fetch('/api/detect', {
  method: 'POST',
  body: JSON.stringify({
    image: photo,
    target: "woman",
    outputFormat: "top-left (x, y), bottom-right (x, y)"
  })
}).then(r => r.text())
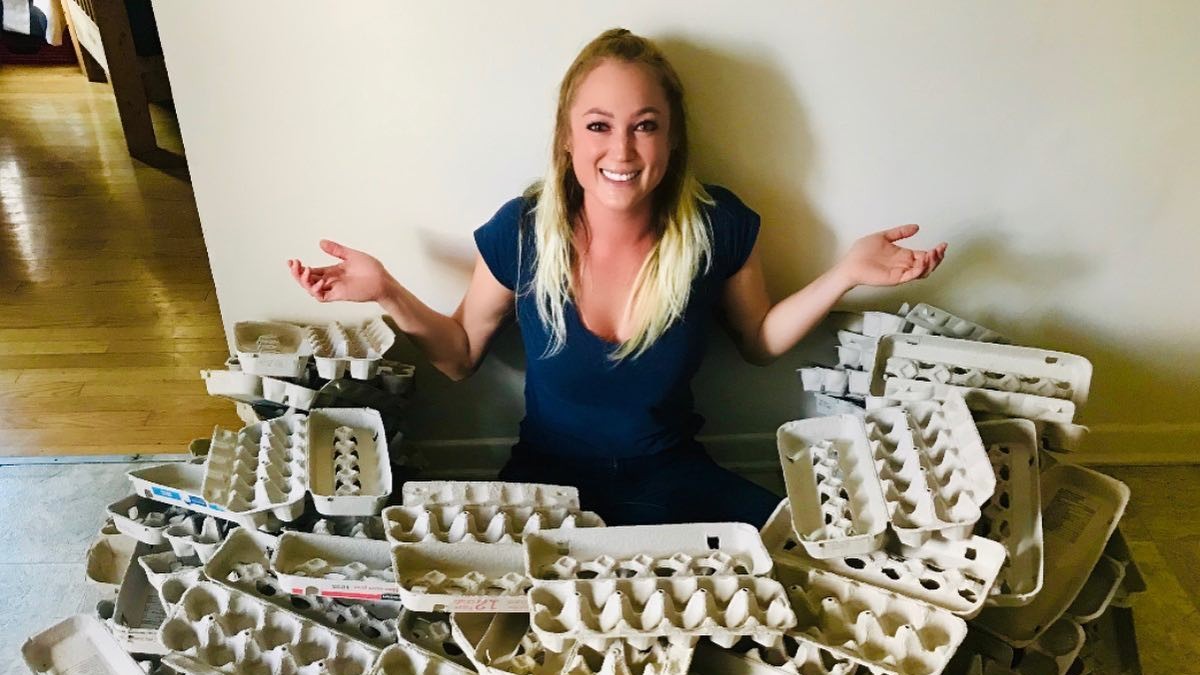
top-left (288, 28), bottom-right (946, 527)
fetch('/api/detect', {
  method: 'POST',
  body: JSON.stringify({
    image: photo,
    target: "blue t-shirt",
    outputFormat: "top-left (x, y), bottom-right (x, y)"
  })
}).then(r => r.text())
top-left (473, 185), bottom-right (760, 459)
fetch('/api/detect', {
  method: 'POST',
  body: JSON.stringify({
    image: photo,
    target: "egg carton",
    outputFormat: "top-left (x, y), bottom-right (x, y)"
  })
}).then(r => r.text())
top-left (973, 463), bottom-right (1129, 647)
top-left (1101, 528), bottom-right (1146, 607)
top-left (1063, 554), bottom-right (1125, 624)
top-left (129, 460), bottom-right (285, 530)
top-left (164, 513), bottom-right (233, 563)
top-left (810, 393), bottom-right (868, 418)
top-left (973, 420), bottom-right (1044, 607)
top-left (799, 368), bottom-right (870, 398)
top-left (304, 318), bottom-right (396, 380)
top-left (272, 531), bottom-right (399, 601)
top-left (1076, 606), bottom-right (1141, 675)
top-left (899, 304), bottom-right (1008, 344)
top-left (776, 561), bottom-right (967, 675)
top-left (450, 612), bottom-right (568, 674)
top-left (825, 310), bottom-right (909, 338)
top-left (525, 523), bottom-right (772, 584)
top-left (107, 494), bottom-right (195, 545)
top-left (22, 614), bottom-right (147, 675)
top-left (384, 503), bottom-right (605, 544)
top-left (111, 544), bottom-right (171, 655)
top-left (308, 407), bottom-right (392, 515)
top-left (1031, 420), bottom-right (1090, 455)
top-left (235, 320), bottom-right (313, 377)
top-left (562, 639), bottom-right (694, 675)
top-left (403, 480), bottom-right (582, 510)
top-left (1018, 618), bottom-right (1086, 675)
top-left (691, 636), bottom-right (858, 675)
top-left (762, 501), bottom-right (1005, 619)
top-left (139, 549), bottom-right (207, 611)
top-left (884, 358), bottom-right (1074, 404)
top-left (292, 515), bottom-right (388, 541)
top-left (371, 642), bottom-right (477, 675)
top-left (398, 610), bottom-right (478, 670)
top-left (203, 414), bottom-right (309, 523)
top-left (776, 416), bottom-right (890, 559)
top-left (86, 532), bottom-right (141, 594)
top-left (528, 575), bottom-right (797, 653)
top-left (392, 540), bottom-right (531, 612)
top-left (882, 379), bottom-right (1076, 425)
top-left (159, 581), bottom-right (380, 674)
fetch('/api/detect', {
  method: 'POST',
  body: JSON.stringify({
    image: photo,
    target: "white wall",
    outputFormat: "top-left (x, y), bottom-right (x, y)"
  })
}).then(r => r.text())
top-left (153, 1), bottom-right (1200, 468)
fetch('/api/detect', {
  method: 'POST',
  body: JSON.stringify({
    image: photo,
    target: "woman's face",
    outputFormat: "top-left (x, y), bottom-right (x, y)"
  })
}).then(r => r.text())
top-left (567, 59), bottom-right (672, 220)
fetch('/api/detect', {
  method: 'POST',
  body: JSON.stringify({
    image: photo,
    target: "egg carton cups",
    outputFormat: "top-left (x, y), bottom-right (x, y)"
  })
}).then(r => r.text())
top-left (1018, 618), bottom-right (1086, 675)
top-left (776, 416), bottom-right (890, 559)
top-left (107, 494), bottom-right (194, 545)
top-left (799, 368), bottom-right (870, 398)
top-left (272, 531), bottom-right (399, 601)
top-left (450, 612), bottom-right (570, 675)
top-left (308, 407), bottom-right (392, 515)
top-left (562, 639), bottom-right (694, 675)
top-left (164, 513), bottom-right (233, 563)
top-left (899, 304), bottom-right (1008, 344)
top-left (528, 575), bottom-right (797, 654)
top-left (203, 415), bottom-right (308, 524)
top-left (129, 460), bottom-right (283, 530)
top-left (201, 365), bottom-right (268, 407)
top-left (111, 544), bottom-right (171, 655)
top-left (384, 503), bottom-right (606, 545)
top-left (825, 311), bottom-right (909, 338)
top-left (159, 581), bottom-right (380, 674)
top-left (392, 540), bottom-right (531, 612)
top-left (398, 610), bottom-right (478, 670)
top-left (299, 515), bottom-right (388, 541)
top-left (86, 532), bottom-right (141, 594)
top-left (882, 379), bottom-right (1076, 425)
top-left (235, 320), bottom-right (313, 378)
top-left (525, 523), bottom-right (772, 583)
top-left (973, 420), bottom-right (1044, 607)
top-left (403, 480), bottom-right (582, 510)
top-left (692, 636), bottom-right (858, 675)
top-left (973, 463), bottom-right (1129, 647)
top-left (139, 549), bottom-right (207, 611)
top-left (304, 318), bottom-right (396, 380)
top-left (762, 501), bottom-right (1005, 619)
top-left (371, 642), bottom-right (477, 675)
top-left (776, 562), bottom-right (967, 675)
top-left (22, 614), bottom-right (147, 675)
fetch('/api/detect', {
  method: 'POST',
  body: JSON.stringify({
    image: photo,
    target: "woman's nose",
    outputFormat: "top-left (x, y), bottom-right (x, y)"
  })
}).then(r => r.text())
top-left (611, 130), bottom-right (637, 159)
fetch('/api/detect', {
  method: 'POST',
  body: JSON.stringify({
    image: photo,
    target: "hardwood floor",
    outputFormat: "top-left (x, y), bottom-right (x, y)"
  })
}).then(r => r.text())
top-left (0, 64), bottom-right (237, 457)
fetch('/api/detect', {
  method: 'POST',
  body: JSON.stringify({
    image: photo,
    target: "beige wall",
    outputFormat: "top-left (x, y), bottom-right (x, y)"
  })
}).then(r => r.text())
top-left (153, 1), bottom-right (1200, 468)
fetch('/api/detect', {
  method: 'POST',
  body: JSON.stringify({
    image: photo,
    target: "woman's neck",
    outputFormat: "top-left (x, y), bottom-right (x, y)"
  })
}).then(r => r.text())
top-left (578, 193), bottom-right (655, 255)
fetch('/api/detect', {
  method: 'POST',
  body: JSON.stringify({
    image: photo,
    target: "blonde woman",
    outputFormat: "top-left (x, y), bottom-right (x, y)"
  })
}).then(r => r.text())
top-left (288, 28), bottom-right (945, 526)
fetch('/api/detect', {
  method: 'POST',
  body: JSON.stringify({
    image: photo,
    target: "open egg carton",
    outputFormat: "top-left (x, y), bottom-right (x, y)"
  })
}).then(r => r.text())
top-left (392, 540), bottom-right (531, 612)
top-left (23, 615), bottom-right (149, 675)
top-left (372, 641), bottom-right (478, 675)
top-left (284, 514), bottom-right (388, 541)
top-left (128, 458), bottom-right (294, 531)
top-left (308, 407), bottom-right (392, 516)
top-left (691, 636), bottom-right (859, 675)
top-left (383, 503), bottom-right (606, 544)
top-left (398, 610), bottom-right (478, 670)
top-left (403, 480), bottom-right (582, 510)
top-left (271, 531), bottom-right (398, 601)
top-left (235, 321), bottom-right (313, 378)
top-left (799, 367), bottom-right (870, 399)
top-left (898, 304), bottom-right (1008, 345)
top-left (140, 548), bottom-right (208, 612)
top-left (107, 495), bottom-right (195, 545)
top-left (164, 512), bottom-right (235, 563)
top-left (204, 354), bottom-right (417, 413)
top-left (947, 617), bottom-right (1086, 675)
top-left (86, 531), bottom-right (141, 596)
top-left (304, 317), bottom-right (396, 380)
top-left (202, 415), bottom-right (309, 526)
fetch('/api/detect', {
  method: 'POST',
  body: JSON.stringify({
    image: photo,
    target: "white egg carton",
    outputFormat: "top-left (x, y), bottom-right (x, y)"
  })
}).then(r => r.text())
top-left (1063, 554), bottom-right (1126, 624)
top-left (561, 639), bottom-right (694, 675)
top-left (272, 531), bottom-right (399, 601)
top-left (159, 581), bottom-right (380, 674)
top-left (824, 310), bottom-right (907, 338)
top-left (305, 318), bottom-right (396, 380)
top-left (371, 641), bottom-right (477, 675)
top-left (22, 614), bottom-right (146, 675)
top-left (308, 407), bottom-right (392, 515)
top-left (86, 532), bottom-right (141, 594)
top-left (524, 523), bottom-right (773, 582)
top-left (776, 416), bottom-right (890, 559)
top-left (128, 460), bottom-right (280, 529)
top-left (974, 420), bottom-right (1044, 607)
top-left (106, 495), bottom-right (194, 545)
top-left (203, 415), bottom-right (309, 525)
top-left (398, 610), bottom-right (478, 670)
top-left (973, 463), bottom-right (1129, 647)
top-left (799, 368), bottom-right (869, 398)
top-left (111, 545), bottom-right (170, 655)
top-left (384, 503), bottom-right (605, 544)
top-left (761, 501), bottom-right (1005, 619)
top-left (139, 549), bottom-right (206, 611)
top-left (882, 378), bottom-right (1076, 425)
top-left (164, 513), bottom-right (232, 563)
top-left (403, 480), bottom-right (582, 510)
top-left (527, 575), bottom-right (797, 653)
top-left (776, 561), bottom-right (967, 675)
top-left (1032, 420), bottom-right (1090, 455)
top-left (392, 540), bottom-right (531, 612)
top-left (1019, 617), bottom-right (1086, 675)
top-left (691, 636), bottom-right (858, 675)
top-left (235, 320), bottom-right (312, 377)
top-left (900, 304), bottom-right (1008, 344)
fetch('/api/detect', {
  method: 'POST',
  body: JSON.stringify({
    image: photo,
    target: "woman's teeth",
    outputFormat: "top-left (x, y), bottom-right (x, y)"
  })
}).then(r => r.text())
top-left (601, 169), bottom-right (640, 182)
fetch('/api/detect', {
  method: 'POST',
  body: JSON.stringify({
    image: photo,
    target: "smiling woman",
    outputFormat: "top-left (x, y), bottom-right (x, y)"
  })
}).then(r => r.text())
top-left (288, 27), bottom-right (945, 527)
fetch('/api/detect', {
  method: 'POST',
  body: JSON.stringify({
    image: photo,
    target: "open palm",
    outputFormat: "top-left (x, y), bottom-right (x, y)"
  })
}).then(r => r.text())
top-left (837, 224), bottom-right (947, 287)
top-left (287, 240), bottom-right (395, 303)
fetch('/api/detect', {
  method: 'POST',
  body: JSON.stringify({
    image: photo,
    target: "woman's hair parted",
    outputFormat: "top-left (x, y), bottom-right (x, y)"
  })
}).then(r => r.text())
top-left (521, 27), bottom-right (714, 362)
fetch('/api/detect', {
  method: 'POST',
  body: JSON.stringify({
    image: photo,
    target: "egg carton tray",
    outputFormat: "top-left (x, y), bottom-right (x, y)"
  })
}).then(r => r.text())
top-left (139, 549), bottom-right (207, 611)
top-left (384, 504), bottom-right (605, 545)
top-left (776, 561), bottom-right (967, 675)
top-left (1077, 605), bottom-right (1141, 675)
top-left (799, 367), bottom-right (869, 398)
top-left (525, 523), bottom-right (771, 583)
top-left (973, 420), bottom-right (1044, 607)
top-left (776, 416), bottom-right (890, 559)
top-left (308, 407), bottom-right (392, 515)
top-left (450, 612), bottom-right (566, 675)
top-left (810, 393), bottom-right (868, 419)
top-left (762, 501), bottom-right (1005, 619)
top-left (881, 379), bottom-right (1076, 425)
top-left (691, 636), bottom-right (858, 675)
top-left (22, 614), bottom-right (147, 675)
top-left (288, 514), bottom-right (388, 541)
top-left (164, 512), bottom-right (234, 563)
top-left (272, 531), bottom-right (399, 601)
top-left (392, 540), bottom-right (531, 612)
top-left (1063, 554), bottom-right (1125, 624)
top-left (235, 320), bottom-right (313, 378)
top-left (205, 528), bottom-right (400, 649)
top-left (304, 317), bottom-right (396, 380)
top-left (1031, 420), bottom-right (1090, 455)
top-left (129, 460), bottom-right (285, 530)
top-left (899, 304), bottom-right (1008, 344)
top-left (371, 642), bottom-right (477, 675)
top-left (528, 575), bottom-right (797, 654)
top-left (403, 480), bottom-right (582, 510)
top-left (159, 581), bottom-right (380, 674)
top-left (107, 494), bottom-right (195, 545)
top-left (112, 544), bottom-right (171, 655)
top-left (398, 610), bottom-right (478, 670)
top-left (202, 418), bottom-right (308, 523)
top-left (973, 462), bottom-right (1129, 647)
top-left (86, 532), bottom-right (142, 594)
top-left (202, 365), bottom-right (321, 411)
top-left (835, 330), bottom-right (878, 372)
top-left (825, 311), bottom-right (909, 338)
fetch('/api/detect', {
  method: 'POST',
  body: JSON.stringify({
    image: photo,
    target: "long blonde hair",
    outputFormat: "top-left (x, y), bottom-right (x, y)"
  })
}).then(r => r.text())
top-left (523, 28), bottom-right (713, 362)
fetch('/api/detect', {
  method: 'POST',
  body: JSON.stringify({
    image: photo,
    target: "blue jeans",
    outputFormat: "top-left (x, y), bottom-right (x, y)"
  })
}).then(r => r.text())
top-left (498, 441), bottom-right (781, 528)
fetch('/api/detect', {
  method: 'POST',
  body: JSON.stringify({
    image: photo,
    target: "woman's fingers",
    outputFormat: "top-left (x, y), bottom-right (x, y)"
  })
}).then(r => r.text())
top-left (883, 224), bottom-right (920, 243)
top-left (320, 239), bottom-right (356, 261)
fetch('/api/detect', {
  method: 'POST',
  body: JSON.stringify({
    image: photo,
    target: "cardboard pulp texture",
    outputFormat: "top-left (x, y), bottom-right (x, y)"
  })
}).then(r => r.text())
top-left (111, 544), bottom-right (170, 655)
top-left (558, 638), bottom-right (694, 675)
top-left (163, 512), bottom-right (232, 563)
top-left (308, 407), bottom-right (392, 515)
top-left (973, 463), bottom-right (1130, 647)
top-left (86, 532), bottom-right (141, 593)
top-left (776, 416), bottom-right (890, 559)
top-left (305, 318), bottom-right (396, 380)
top-left (139, 549), bottom-right (206, 611)
top-left (691, 636), bottom-right (858, 675)
top-left (272, 531), bottom-right (399, 601)
top-left (761, 501), bottom-right (1005, 619)
top-left (392, 540), bottom-right (531, 613)
top-left (527, 575), bottom-right (797, 653)
top-left (799, 368), bottom-right (850, 397)
top-left (811, 393), bottom-right (868, 419)
top-left (900, 304), bottom-right (1008, 344)
top-left (128, 460), bottom-right (281, 530)
top-left (107, 494), bottom-right (193, 545)
top-left (1063, 554), bottom-right (1126, 624)
top-left (974, 420), bottom-right (1044, 607)
top-left (204, 415), bottom-right (309, 525)
top-left (1078, 606), bottom-right (1141, 675)
top-left (384, 504), bottom-right (606, 544)
top-left (234, 320), bottom-right (311, 377)
top-left (22, 614), bottom-right (146, 675)
top-left (883, 379), bottom-right (1076, 425)
top-left (371, 642), bottom-right (477, 675)
top-left (775, 562), bottom-right (967, 675)
top-left (451, 612), bottom-right (563, 675)
top-left (287, 514), bottom-right (388, 540)
top-left (397, 609), bottom-right (478, 670)
top-left (159, 581), bottom-right (379, 674)
top-left (403, 480), bottom-right (582, 510)
top-left (524, 523), bottom-right (773, 582)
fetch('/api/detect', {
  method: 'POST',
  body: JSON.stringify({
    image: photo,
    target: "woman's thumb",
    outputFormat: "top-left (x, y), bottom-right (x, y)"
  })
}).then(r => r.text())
top-left (319, 239), bottom-right (352, 260)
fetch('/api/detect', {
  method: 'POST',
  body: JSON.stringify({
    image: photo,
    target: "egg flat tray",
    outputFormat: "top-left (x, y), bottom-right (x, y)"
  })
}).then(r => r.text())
top-left (308, 407), bottom-right (392, 515)
top-left (272, 531), bottom-right (399, 601)
top-left (392, 540), bottom-right (531, 613)
top-left (383, 503), bottom-right (605, 545)
top-left (201, 416), bottom-right (308, 524)
top-left (402, 480), bottom-right (582, 510)
top-left (974, 420), bottom-right (1044, 607)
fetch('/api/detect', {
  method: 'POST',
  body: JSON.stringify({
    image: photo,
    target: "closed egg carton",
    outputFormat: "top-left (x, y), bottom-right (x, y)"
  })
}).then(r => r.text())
top-left (974, 420), bottom-right (1044, 607)
top-left (403, 480), bottom-right (582, 510)
top-left (305, 317), bottom-right (396, 380)
top-left (384, 503), bottom-right (605, 545)
top-left (528, 575), bottom-right (797, 654)
top-left (524, 523), bottom-right (772, 583)
top-left (399, 610), bottom-right (477, 670)
top-left (776, 416), bottom-right (890, 559)
top-left (371, 641), bottom-right (477, 675)
top-left (882, 379), bottom-right (1076, 425)
top-left (392, 540), bottom-right (531, 613)
top-left (900, 304), bottom-right (1008, 344)
top-left (107, 495), bottom-right (194, 545)
top-left (691, 636), bottom-right (858, 675)
top-left (159, 581), bottom-right (379, 674)
top-left (799, 367), bottom-right (850, 397)
top-left (272, 531), bottom-right (399, 601)
top-left (202, 415), bottom-right (308, 523)
top-left (308, 408), bottom-right (392, 516)
top-left (234, 320), bottom-right (312, 378)
top-left (138, 549), bottom-right (206, 611)
top-left (22, 615), bottom-right (146, 675)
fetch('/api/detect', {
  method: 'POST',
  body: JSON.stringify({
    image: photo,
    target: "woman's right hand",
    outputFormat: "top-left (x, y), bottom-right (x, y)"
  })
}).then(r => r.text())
top-left (287, 239), bottom-right (396, 304)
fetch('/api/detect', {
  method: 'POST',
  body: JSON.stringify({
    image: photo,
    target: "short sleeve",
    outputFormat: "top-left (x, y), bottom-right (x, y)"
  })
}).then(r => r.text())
top-left (706, 185), bottom-right (761, 279)
top-left (473, 196), bottom-right (528, 291)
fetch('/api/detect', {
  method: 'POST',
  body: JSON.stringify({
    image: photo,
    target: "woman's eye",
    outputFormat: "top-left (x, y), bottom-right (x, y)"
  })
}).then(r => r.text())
top-left (636, 120), bottom-right (659, 132)
top-left (586, 122), bottom-right (608, 132)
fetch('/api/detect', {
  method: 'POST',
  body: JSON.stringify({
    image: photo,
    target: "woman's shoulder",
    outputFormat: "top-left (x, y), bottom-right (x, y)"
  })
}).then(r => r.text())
top-left (701, 184), bottom-right (757, 223)
top-left (699, 184), bottom-right (761, 279)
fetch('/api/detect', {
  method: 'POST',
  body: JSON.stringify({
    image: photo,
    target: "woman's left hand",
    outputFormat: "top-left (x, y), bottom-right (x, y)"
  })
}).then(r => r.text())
top-left (834, 224), bottom-right (947, 288)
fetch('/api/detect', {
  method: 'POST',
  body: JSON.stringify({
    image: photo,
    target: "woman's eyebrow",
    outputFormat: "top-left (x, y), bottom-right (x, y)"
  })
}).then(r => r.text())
top-left (583, 106), bottom-right (661, 117)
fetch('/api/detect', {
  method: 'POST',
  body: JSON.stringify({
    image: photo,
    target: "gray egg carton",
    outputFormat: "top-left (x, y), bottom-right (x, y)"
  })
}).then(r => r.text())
top-left (139, 549), bottom-right (206, 611)
top-left (392, 540), bottom-right (531, 612)
top-left (202, 415), bottom-right (309, 525)
top-left (234, 320), bottom-right (312, 378)
top-left (383, 503), bottom-right (605, 544)
top-left (159, 581), bottom-right (379, 674)
top-left (371, 642), bottom-right (477, 675)
top-left (111, 545), bottom-right (170, 655)
top-left (107, 495), bottom-right (194, 545)
top-left (397, 610), bottom-right (477, 670)
top-left (450, 612), bottom-right (569, 674)
top-left (22, 615), bottom-right (147, 675)
top-left (164, 512), bottom-right (233, 563)
top-left (308, 408), bottom-right (392, 515)
top-left (86, 532), bottom-right (140, 594)
top-left (128, 460), bottom-right (283, 530)
top-left (974, 420), bottom-right (1044, 607)
top-left (776, 416), bottom-right (890, 559)
top-left (282, 515), bottom-right (387, 540)
top-left (403, 480), bottom-right (582, 510)
top-left (272, 531), bottom-right (398, 601)
top-left (692, 636), bottom-right (858, 675)
top-left (1063, 554), bottom-right (1125, 624)
top-left (776, 562), bottom-right (968, 675)
top-left (304, 318), bottom-right (396, 380)
top-left (899, 304), bottom-right (1008, 344)
top-left (527, 575), bottom-right (798, 654)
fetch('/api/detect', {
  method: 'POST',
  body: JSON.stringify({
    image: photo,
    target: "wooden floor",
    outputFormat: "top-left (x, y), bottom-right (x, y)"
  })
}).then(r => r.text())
top-left (0, 64), bottom-right (237, 457)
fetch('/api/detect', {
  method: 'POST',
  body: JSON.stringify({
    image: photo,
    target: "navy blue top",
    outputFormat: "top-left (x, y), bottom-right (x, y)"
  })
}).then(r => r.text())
top-left (473, 185), bottom-right (760, 459)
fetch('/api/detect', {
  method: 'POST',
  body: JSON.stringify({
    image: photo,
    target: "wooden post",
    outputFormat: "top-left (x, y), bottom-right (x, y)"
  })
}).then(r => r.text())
top-left (90, 0), bottom-right (157, 160)
top-left (58, 0), bottom-right (106, 82)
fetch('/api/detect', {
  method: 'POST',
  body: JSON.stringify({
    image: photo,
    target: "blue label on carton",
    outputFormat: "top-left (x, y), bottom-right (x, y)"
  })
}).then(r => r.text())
top-left (151, 486), bottom-right (181, 501)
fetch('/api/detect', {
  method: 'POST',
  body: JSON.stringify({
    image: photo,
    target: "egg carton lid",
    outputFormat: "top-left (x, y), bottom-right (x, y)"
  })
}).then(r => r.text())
top-left (392, 540), bottom-right (530, 613)
top-left (974, 420), bottom-right (1044, 608)
top-left (271, 531), bottom-right (399, 601)
top-left (883, 378), bottom-right (1077, 425)
top-left (307, 407), bottom-right (393, 516)
top-left (900, 303), bottom-right (1009, 344)
top-left (22, 614), bottom-right (146, 675)
top-left (371, 641), bottom-right (477, 675)
top-left (383, 503), bottom-right (606, 545)
top-left (403, 480), bottom-right (581, 510)
top-left (111, 543), bottom-right (170, 655)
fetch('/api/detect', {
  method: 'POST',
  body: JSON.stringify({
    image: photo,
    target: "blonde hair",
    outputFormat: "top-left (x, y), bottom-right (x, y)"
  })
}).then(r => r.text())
top-left (523, 28), bottom-right (713, 362)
